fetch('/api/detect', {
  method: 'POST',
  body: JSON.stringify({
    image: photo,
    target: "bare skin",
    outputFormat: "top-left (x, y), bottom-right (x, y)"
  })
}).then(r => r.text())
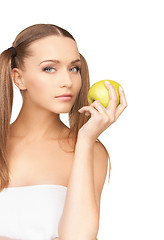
top-left (0, 36), bottom-right (127, 240)
top-left (1, 36), bottom-right (82, 239)
top-left (7, 124), bottom-right (75, 188)
top-left (6, 35), bottom-right (82, 188)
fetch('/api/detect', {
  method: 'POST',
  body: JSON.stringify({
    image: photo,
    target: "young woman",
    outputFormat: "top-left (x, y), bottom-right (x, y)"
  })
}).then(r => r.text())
top-left (0, 24), bottom-right (127, 240)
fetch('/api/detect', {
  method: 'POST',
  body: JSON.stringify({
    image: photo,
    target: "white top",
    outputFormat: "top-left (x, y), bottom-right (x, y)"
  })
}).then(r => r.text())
top-left (0, 184), bottom-right (67, 240)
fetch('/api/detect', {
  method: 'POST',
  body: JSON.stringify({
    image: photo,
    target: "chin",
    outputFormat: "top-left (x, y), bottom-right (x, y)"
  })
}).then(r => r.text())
top-left (52, 106), bottom-right (73, 114)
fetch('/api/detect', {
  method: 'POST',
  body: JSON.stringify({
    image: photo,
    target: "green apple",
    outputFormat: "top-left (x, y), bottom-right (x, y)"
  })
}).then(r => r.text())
top-left (88, 80), bottom-right (123, 108)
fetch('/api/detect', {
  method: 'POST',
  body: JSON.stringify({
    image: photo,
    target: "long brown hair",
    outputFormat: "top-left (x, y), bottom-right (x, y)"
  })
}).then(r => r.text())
top-left (0, 23), bottom-right (111, 192)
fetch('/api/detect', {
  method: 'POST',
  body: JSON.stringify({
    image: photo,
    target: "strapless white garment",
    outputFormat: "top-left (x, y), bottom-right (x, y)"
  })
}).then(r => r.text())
top-left (0, 184), bottom-right (67, 240)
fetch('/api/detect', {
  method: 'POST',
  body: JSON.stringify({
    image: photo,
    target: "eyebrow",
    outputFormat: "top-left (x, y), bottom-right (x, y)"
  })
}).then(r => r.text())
top-left (40, 59), bottom-right (81, 65)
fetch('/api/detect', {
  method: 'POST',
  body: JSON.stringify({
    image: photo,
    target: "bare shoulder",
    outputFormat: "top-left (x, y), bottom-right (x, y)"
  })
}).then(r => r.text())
top-left (93, 141), bottom-right (109, 181)
top-left (93, 141), bottom-right (109, 193)
top-left (94, 140), bottom-right (108, 153)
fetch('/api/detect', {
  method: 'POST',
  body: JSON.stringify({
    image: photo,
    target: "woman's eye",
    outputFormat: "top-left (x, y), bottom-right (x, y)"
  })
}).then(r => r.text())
top-left (42, 66), bottom-right (81, 73)
top-left (70, 66), bottom-right (81, 72)
top-left (43, 67), bottom-right (55, 73)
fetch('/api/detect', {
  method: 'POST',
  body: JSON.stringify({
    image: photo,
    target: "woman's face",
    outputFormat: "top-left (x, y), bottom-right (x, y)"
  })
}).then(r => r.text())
top-left (17, 35), bottom-right (82, 114)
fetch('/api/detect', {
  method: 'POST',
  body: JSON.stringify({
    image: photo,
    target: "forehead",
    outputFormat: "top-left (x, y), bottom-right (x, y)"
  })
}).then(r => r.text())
top-left (27, 35), bottom-right (80, 62)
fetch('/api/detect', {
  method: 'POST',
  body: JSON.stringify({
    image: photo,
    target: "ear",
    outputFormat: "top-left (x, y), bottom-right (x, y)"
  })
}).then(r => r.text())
top-left (11, 68), bottom-right (27, 90)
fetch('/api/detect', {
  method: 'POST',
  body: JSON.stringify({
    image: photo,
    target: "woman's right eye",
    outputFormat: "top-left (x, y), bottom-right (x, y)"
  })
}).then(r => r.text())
top-left (43, 67), bottom-right (55, 73)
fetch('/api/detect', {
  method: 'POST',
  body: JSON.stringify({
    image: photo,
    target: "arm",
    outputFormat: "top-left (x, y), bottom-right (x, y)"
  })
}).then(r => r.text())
top-left (58, 82), bottom-right (127, 240)
top-left (1, 85), bottom-right (126, 240)
top-left (58, 134), bottom-right (99, 240)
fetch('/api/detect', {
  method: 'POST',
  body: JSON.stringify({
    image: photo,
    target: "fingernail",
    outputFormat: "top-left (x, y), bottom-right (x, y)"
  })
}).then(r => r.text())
top-left (105, 81), bottom-right (110, 85)
top-left (119, 86), bottom-right (123, 91)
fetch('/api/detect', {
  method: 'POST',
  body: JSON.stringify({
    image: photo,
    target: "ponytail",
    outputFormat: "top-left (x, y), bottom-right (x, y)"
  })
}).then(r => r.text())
top-left (0, 48), bottom-right (14, 191)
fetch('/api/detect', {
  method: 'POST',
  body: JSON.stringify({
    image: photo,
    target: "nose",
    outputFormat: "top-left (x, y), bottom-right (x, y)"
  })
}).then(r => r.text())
top-left (60, 68), bottom-right (72, 88)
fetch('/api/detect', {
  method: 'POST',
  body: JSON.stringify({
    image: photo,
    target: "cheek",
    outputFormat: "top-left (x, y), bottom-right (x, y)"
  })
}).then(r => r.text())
top-left (24, 73), bottom-right (50, 101)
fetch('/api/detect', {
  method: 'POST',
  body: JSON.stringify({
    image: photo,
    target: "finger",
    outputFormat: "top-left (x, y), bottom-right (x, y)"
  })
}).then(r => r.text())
top-left (104, 81), bottom-right (118, 112)
top-left (119, 86), bottom-right (127, 106)
top-left (90, 100), bottom-right (107, 114)
top-left (78, 106), bottom-right (98, 117)
top-left (115, 87), bottom-right (128, 120)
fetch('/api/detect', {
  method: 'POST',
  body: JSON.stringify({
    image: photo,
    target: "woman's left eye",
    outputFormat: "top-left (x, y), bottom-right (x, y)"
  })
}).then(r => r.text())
top-left (70, 66), bottom-right (81, 72)
top-left (43, 67), bottom-right (55, 73)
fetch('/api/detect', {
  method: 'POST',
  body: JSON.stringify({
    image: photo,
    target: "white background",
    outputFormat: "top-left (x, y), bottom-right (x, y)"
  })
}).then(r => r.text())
top-left (0, 0), bottom-right (164, 239)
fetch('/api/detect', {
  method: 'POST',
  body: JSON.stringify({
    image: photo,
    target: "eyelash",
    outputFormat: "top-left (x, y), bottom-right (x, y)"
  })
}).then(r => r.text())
top-left (42, 66), bottom-right (81, 73)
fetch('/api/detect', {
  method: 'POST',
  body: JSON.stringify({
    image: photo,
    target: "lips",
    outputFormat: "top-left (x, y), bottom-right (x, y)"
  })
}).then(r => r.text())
top-left (55, 94), bottom-right (72, 98)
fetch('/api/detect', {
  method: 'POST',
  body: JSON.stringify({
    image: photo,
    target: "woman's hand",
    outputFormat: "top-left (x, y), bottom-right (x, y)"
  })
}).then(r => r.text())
top-left (78, 81), bottom-right (127, 143)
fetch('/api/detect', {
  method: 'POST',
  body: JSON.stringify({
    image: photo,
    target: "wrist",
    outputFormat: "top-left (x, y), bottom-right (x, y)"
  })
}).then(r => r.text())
top-left (77, 130), bottom-right (96, 147)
